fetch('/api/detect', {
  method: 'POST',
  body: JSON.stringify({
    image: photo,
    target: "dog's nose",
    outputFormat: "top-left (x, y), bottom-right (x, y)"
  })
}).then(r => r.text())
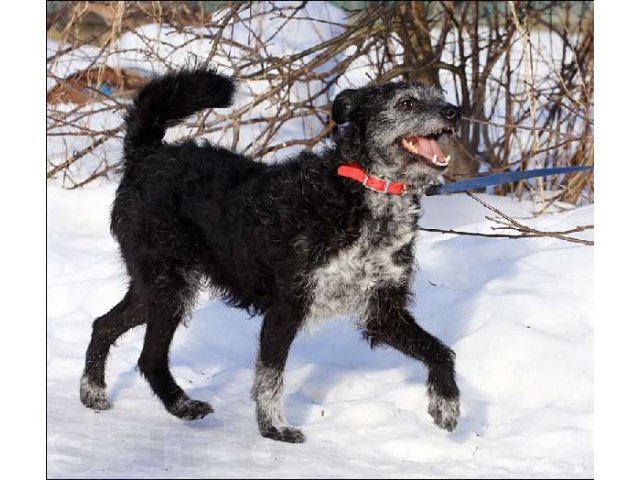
top-left (442, 105), bottom-right (461, 121)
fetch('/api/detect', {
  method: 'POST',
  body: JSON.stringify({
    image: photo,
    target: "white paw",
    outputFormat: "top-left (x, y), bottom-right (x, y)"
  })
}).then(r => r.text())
top-left (79, 375), bottom-right (111, 411)
top-left (427, 383), bottom-right (460, 432)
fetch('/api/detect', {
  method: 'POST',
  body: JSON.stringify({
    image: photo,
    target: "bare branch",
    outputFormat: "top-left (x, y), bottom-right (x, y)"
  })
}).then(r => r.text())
top-left (46, 1), bottom-right (594, 203)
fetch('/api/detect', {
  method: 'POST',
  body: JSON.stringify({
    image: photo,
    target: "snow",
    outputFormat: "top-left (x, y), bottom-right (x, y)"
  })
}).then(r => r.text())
top-left (47, 185), bottom-right (593, 478)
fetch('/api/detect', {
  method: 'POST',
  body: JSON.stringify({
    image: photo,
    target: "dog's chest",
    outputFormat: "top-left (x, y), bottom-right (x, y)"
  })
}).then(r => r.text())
top-left (304, 197), bottom-right (419, 327)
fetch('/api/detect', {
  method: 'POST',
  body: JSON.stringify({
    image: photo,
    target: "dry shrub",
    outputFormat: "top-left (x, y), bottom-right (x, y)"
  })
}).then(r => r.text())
top-left (46, 1), bottom-right (593, 205)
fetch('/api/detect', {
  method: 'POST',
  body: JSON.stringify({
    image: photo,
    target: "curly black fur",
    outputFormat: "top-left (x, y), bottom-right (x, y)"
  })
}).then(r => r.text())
top-left (80, 67), bottom-right (462, 442)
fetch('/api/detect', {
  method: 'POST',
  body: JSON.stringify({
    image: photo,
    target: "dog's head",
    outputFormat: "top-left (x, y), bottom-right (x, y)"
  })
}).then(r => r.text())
top-left (332, 82), bottom-right (461, 186)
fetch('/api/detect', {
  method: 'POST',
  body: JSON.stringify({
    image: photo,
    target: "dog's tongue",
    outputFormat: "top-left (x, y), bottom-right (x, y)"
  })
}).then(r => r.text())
top-left (415, 137), bottom-right (446, 161)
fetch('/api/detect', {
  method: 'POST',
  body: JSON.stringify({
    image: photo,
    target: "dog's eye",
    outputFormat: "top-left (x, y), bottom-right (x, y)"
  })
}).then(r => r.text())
top-left (397, 98), bottom-right (414, 110)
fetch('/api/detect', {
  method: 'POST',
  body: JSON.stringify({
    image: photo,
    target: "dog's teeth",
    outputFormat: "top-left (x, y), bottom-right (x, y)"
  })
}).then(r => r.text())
top-left (433, 155), bottom-right (438, 163)
top-left (402, 138), bottom-right (421, 155)
top-left (445, 155), bottom-right (451, 163)
top-left (405, 141), bottom-right (417, 153)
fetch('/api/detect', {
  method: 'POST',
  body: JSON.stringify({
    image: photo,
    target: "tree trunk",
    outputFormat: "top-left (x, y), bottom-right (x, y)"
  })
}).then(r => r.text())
top-left (394, 2), bottom-right (441, 88)
top-left (393, 2), bottom-right (477, 179)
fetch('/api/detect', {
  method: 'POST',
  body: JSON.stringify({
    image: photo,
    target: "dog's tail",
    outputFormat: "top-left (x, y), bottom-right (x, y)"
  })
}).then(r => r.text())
top-left (123, 67), bottom-right (235, 163)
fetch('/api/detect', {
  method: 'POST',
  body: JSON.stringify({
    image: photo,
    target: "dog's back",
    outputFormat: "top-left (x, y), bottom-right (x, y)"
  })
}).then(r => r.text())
top-left (112, 68), bottom-right (368, 315)
top-left (113, 69), bottom-right (264, 307)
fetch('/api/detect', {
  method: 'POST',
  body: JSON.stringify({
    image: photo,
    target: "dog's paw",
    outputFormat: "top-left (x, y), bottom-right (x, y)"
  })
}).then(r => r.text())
top-left (80, 375), bottom-right (111, 411)
top-left (168, 397), bottom-right (214, 420)
top-left (260, 425), bottom-right (306, 443)
top-left (427, 383), bottom-right (460, 432)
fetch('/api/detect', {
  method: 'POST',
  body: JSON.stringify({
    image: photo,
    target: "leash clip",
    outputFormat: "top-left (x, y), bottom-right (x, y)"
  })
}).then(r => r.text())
top-left (404, 182), bottom-right (441, 197)
top-left (403, 183), bottom-right (424, 196)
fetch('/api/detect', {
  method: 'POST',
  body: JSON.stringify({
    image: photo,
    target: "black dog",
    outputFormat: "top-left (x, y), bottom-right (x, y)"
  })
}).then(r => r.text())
top-left (80, 68), bottom-right (462, 443)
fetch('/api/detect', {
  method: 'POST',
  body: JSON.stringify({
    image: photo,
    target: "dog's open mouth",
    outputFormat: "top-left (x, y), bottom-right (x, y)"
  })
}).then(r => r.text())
top-left (399, 129), bottom-right (455, 169)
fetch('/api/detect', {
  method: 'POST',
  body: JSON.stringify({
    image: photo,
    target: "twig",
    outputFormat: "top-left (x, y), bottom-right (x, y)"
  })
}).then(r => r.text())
top-left (418, 225), bottom-right (593, 244)
top-left (462, 191), bottom-right (593, 245)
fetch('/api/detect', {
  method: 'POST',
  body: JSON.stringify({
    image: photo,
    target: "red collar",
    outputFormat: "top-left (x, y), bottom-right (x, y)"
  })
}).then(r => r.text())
top-left (337, 164), bottom-right (408, 196)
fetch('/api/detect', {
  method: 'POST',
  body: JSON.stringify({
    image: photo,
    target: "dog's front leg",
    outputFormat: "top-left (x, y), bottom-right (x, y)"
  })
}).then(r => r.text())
top-left (363, 287), bottom-right (460, 432)
top-left (252, 303), bottom-right (305, 443)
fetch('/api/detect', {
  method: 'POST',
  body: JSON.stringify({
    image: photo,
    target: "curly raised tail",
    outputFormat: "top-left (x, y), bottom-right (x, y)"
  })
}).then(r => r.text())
top-left (123, 67), bottom-right (235, 165)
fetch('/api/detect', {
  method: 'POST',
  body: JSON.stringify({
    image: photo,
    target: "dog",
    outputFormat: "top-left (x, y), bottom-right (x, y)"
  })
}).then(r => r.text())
top-left (80, 67), bottom-right (462, 443)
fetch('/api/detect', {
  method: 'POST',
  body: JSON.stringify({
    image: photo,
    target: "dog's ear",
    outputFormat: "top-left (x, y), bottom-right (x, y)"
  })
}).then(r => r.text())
top-left (332, 89), bottom-right (360, 125)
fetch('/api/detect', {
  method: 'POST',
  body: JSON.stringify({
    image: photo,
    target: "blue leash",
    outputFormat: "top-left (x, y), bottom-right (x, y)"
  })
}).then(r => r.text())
top-left (428, 165), bottom-right (593, 195)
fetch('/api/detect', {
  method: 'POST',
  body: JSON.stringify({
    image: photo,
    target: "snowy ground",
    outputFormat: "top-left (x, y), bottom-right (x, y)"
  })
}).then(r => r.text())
top-left (47, 185), bottom-right (593, 478)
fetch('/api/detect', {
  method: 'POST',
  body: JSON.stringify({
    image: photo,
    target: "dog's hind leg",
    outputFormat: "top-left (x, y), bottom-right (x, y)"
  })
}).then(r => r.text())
top-left (363, 286), bottom-right (460, 432)
top-left (135, 271), bottom-right (213, 421)
top-left (252, 303), bottom-right (304, 443)
top-left (80, 285), bottom-right (145, 410)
